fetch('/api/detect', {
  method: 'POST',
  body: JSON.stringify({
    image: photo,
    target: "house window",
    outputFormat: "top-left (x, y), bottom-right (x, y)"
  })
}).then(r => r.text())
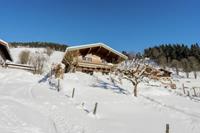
top-left (102, 59), bottom-right (107, 64)
top-left (83, 57), bottom-right (92, 62)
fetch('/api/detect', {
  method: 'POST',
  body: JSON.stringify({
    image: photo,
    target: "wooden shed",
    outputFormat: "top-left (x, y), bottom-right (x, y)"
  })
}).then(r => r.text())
top-left (158, 68), bottom-right (172, 77)
top-left (0, 39), bottom-right (12, 65)
top-left (62, 43), bottom-right (128, 74)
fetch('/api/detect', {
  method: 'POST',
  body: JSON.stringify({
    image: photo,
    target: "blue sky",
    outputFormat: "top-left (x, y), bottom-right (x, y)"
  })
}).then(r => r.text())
top-left (0, 0), bottom-right (200, 52)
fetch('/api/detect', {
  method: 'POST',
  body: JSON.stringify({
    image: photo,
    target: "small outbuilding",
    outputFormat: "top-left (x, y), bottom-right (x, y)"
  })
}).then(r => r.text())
top-left (158, 68), bottom-right (172, 77)
top-left (62, 43), bottom-right (128, 74)
top-left (0, 39), bottom-right (12, 65)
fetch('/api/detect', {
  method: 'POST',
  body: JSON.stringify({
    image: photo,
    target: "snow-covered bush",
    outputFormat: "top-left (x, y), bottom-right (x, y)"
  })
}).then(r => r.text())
top-left (29, 51), bottom-right (48, 74)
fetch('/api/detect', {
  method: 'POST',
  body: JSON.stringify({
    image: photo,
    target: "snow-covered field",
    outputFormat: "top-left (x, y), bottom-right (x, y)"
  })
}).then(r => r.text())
top-left (0, 48), bottom-right (200, 133)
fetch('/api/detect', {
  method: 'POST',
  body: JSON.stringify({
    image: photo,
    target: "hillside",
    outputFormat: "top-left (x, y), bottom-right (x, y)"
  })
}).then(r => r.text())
top-left (0, 48), bottom-right (200, 133)
top-left (0, 68), bottom-right (200, 133)
top-left (0, 47), bottom-right (200, 133)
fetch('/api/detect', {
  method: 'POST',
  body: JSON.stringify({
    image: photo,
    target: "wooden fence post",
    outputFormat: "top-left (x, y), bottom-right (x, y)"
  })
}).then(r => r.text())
top-left (166, 124), bottom-right (169, 133)
top-left (50, 68), bottom-right (53, 77)
top-left (193, 87), bottom-right (197, 97)
top-left (182, 83), bottom-right (186, 94)
top-left (57, 79), bottom-right (60, 92)
top-left (72, 88), bottom-right (75, 98)
top-left (93, 102), bottom-right (98, 115)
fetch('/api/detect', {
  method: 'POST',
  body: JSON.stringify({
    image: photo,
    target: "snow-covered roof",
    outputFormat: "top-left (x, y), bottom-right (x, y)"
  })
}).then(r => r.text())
top-left (66, 43), bottom-right (128, 60)
top-left (0, 39), bottom-right (9, 47)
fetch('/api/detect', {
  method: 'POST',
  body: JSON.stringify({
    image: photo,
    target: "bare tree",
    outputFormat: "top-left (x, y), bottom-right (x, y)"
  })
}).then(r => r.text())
top-left (118, 59), bottom-right (175, 96)
top-left (19, 50), bottom-right (30, 64)
top-left (119, 63), bottom-right (148, 97)
top-left (158, 55), bottom-right (167, 69)
top-left (171, 59), bottom-right (181, 75)
top-left (62, 51), bottom-right (79, 72)
top-left (188, 56), bottom-right (199, 79)
top-left (181, 58), bottom-right (191, 78)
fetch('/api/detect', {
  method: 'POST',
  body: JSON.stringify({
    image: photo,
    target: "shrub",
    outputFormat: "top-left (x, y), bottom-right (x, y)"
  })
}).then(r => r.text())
top-left (45, 47), bottom-right (54, 56)
top-left (29, 52), bottom-right (48, 74)
top-left (19, 50), bottom-right (30, 64)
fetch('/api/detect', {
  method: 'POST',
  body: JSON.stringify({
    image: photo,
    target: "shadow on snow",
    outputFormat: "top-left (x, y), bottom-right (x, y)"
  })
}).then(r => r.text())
top-left (91, 78), bottom-right (130, 95)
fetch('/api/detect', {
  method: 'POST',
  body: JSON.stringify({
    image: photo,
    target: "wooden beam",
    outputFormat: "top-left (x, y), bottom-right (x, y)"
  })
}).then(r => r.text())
top-left (86, 48), bottom-right (92, 55)
top-left (106, 51), bottom-right (111, 57)
top-left (96, 46), bottom-right (101, 54)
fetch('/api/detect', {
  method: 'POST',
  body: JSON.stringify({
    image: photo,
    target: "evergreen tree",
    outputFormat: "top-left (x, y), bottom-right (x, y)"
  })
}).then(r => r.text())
top-left (143, 43), bottom-right (200, 78)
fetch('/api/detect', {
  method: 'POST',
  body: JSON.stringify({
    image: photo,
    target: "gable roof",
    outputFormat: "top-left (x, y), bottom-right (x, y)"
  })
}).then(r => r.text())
top-left (0, 39), bottom-right (13, 61)
top-left (66, 43), bottom-right (128, 61)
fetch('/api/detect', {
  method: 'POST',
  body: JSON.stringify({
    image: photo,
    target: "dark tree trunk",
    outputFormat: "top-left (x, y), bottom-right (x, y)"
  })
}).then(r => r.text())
top-left (175, 67), bottom-right (179, 75)
top-left (133, 84), bottom-right (138, 97)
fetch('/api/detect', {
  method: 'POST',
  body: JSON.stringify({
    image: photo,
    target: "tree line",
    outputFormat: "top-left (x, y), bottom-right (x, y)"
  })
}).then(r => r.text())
top-left (143, 43), bottom-right (200, 78)
top-left (10, 42), bottom-right (68, 52)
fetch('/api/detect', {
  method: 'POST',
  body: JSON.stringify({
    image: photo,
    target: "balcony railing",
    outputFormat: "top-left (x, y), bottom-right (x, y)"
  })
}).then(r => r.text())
top-left (77, 61), bottom-right (113, 69)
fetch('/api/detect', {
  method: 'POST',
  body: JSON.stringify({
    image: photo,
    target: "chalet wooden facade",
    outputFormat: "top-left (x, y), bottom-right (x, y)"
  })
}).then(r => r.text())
top-left (62, 43), bottom-right (128, 74)
top-left (0, 40), bottom-right (12, 65)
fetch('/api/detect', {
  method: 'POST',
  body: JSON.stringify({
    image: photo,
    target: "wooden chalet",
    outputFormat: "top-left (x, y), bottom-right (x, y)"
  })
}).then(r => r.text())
top-left (0, 39), bottom-right (12, 65)
top-left (62, 43), bottom-right (128, 74)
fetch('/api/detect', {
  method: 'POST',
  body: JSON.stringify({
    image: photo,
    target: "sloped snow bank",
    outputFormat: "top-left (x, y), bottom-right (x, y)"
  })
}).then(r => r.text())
top-left (1, 63), bottom-right (200, 133)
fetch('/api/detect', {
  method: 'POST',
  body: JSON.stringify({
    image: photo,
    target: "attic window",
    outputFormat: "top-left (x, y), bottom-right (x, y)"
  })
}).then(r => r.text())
top-left (82, 57), bottom-right (92, 62)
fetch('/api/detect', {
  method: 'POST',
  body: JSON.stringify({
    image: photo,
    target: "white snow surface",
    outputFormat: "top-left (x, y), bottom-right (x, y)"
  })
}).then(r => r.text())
top-left (1, 69), bottom-right (200, 133)
top-left (0, 48), bottom-right (200, 133)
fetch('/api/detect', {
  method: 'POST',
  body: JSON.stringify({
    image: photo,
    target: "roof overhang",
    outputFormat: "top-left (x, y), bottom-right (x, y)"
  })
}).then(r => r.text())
top-left (65, 43), bottom-right (128, 64)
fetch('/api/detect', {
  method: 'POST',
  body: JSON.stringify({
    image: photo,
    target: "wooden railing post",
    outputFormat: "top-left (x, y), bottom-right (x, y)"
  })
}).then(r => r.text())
top-left (166, 124), bottom-right (169, 133)
top-left (57, 79), bottom-right (60, 92)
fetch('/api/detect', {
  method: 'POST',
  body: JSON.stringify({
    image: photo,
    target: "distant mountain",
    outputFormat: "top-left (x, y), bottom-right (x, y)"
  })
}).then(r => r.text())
top-left (9, 42), bottom-right (68, 52)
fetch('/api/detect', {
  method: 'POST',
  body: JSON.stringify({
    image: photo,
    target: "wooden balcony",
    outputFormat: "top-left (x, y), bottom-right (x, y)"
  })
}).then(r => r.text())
top-left (76, 61), bottom-right (114, 73)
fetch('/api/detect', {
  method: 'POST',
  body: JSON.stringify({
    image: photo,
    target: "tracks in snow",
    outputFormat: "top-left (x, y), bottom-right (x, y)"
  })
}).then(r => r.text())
top-left (140, 94), bottom-right (200, 120)
top-left (0, 71), bottom-right (85, 133)
top-left (30, 84), bottom-right (85, 133)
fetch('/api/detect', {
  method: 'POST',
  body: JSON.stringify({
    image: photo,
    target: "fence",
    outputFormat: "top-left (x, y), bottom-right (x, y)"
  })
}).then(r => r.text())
top-left (4, 63), bottom-right (36, 72)
top-left (182, 83), bottom-right (200, 97)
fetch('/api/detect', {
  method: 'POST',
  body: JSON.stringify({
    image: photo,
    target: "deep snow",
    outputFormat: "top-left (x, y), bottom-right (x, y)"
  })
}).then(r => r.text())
top-left (1, 68), bottom-right (200, 133)
top-left (0, 48), bottom-right (200, 133)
